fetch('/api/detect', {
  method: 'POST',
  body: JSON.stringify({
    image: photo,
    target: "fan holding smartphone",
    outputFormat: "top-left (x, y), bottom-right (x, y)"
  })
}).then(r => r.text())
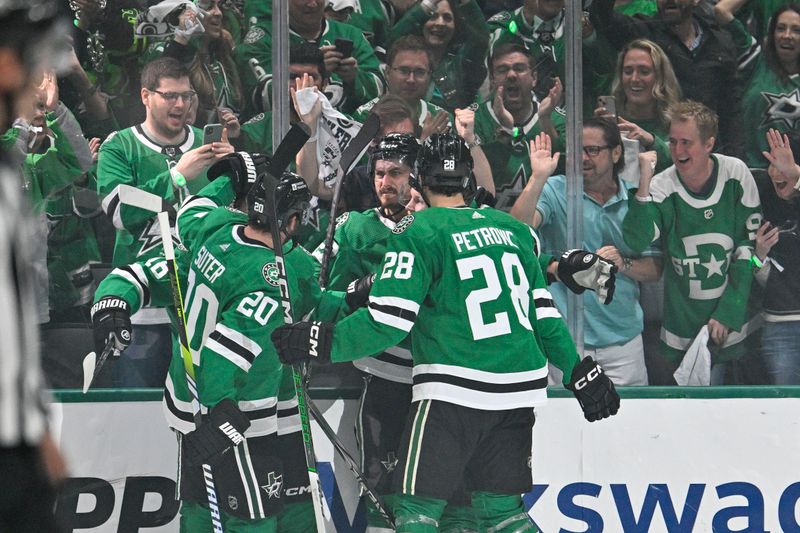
top-left (203, 123), bottom-right (224, 144)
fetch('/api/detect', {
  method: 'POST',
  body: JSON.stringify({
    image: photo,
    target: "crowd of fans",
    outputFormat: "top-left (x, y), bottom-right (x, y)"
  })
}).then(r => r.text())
top-left (6, 0), bottom-right (800, 388)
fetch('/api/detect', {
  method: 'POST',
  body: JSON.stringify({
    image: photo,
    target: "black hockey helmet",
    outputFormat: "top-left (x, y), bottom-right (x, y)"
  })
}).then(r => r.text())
top-left (411, 133), bottom-right (473, 193)
top-left (248, 170), bottom-right (311, 232)
top-left (368, 133), bottom-right (420, 178)
top-left (208, 152), bottom-right (270, 200)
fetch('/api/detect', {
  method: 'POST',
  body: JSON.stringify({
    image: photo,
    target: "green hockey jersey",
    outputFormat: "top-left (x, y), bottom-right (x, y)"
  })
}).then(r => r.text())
top-left (97, 124), bottom-right (207, 267)
top-left (330, 205), bottom-right (580, 409)
top-left (473, 96), bottom-right (566, 211)
top-left (235, 18), bottom-right (383, 115)
top-left (623, 154), bottom-right (762, 362)
top-left (313, 208), bottom-right (413, 383)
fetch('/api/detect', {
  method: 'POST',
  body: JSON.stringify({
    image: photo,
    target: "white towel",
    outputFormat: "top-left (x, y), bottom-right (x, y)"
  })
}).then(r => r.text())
top-left (294, 87), bottom-right (363, 190)
top-left (673, 326), bottom-right (711, 386)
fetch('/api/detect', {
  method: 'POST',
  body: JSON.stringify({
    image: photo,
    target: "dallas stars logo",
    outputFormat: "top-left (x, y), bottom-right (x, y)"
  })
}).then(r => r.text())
top-left (262, 263), bottom-right (280, 287)
top-left (495, 166), bottom-right (527, 211)
top-left (262, 472), bottom-right (283, 499)
top-left (381, 452), bottom-right (398, 473)
top-left (761, 89), bottom-right (800, 130)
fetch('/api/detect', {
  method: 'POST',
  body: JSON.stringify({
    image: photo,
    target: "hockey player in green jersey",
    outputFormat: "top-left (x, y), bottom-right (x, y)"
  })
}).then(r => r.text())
top-left (274, 133), bottom-right (620, 532)
top-left (623, 101), bottom-right (762, 385)
top-left (312, 133), bottom-right (420, 530)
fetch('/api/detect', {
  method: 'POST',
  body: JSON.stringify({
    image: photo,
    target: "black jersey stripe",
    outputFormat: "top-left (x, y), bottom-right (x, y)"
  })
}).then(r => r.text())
top-left (208, 330), bottom-right (256, 365)
top-left (413, 373), bottom-right (547, 393)
top-left (534, 296), bottom-right (556, 309)
top-left (105, 193), bottom-right (121, 221)
top-left (376, 351), bottom-right (414, 367)
top-left (368, 301), bottom-right (418, 322)
top-left (164, 388), bottom-right (194, 424)
top-left (243, 404), bottom-right (277, 421)
top-left (119, 264), bottom-right (152, 307)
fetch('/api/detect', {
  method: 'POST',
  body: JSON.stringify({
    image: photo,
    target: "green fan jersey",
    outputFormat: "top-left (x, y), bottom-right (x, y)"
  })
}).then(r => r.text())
top-left (97, 124), bottom-right (208, 267)
top-left (345, 0), bottom-right (395, 56)
top-left (330, 205), bottom-right (580, 409)
top-left (623, 154), bottom-right (762, 362)
top-left (614, 0), bottom-right (657, 16)
top-left (473, 96), bottom-right (566, 211)
top-left (486, 8), bottom-right (618, 115)
top-left (312, 209), bottom-right (413, 383)
top-left (235, 18), bottom-right (383, 115)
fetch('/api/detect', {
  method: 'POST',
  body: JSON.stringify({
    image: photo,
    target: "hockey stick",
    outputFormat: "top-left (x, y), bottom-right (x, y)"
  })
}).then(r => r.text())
top-left (157, 211), bottom-right (225, 533)
top-left (262, 172), bottom-right (332, 533)
top-left (306, 394), bottom-right (395, 527)
top-left (81, 340), bottom-right (115, 393)
top-left (106, 184), bottom-right (225, 531)
top-left (317, 113), bottom-right (381, 288)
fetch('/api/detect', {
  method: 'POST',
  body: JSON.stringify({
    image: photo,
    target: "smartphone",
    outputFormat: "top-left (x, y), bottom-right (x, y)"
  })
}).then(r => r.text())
top-left (598, 96), bottom-right (617, 118)
top-left (335, 38), bottom-right (354, 58)
top-left (203, 123), bottom-right (223, 144)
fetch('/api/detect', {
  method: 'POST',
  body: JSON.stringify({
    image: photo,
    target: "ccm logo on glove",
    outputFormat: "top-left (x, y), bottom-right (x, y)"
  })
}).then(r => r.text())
top-left (571, 363), bottom-right (602, 390)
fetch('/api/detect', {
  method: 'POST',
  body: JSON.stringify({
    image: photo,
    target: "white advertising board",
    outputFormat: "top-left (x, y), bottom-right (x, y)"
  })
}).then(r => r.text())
top-left (51, 396), bottom-right (800, 532)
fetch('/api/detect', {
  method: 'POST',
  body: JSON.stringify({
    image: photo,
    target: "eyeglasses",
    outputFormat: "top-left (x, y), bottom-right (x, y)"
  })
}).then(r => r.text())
top-left (390, 66), bottom-right (431, 79)
top-left (583, 145), bottom-right (611, 157)
top-left (150, 90), bottom-right (197, 103)
top-left (493, 63), bottom-right (531, 78)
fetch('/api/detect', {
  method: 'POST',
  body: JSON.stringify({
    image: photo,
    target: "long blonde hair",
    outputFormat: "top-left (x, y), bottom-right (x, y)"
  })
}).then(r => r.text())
top-left (611, 39), bottom-right (681, 128)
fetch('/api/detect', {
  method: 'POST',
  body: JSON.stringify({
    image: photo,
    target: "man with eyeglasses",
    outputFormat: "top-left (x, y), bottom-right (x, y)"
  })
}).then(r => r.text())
top-left (353, 35), bottom-right (452, 138)
top-left (96, 57), bottom-right (233, 386)
top-left (511, 119), bottom-right (662, 386)
top-left (473, 43), bottom-right (564, 211)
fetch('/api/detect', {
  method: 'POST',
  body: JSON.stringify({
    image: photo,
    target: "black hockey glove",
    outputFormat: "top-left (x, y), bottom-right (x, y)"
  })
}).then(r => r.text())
top-left (345, 273), bottom-right (375, 310)
top-left (90, 296), bottom-right (132, 357)
top-left (183, 399), bottom-right (251, 466)
top-left (557, 249), bottom-right (617, 305)
top-left (566, 356), bottom-right (620, 422)
top-left (271, 321), bottom-right (333, 365)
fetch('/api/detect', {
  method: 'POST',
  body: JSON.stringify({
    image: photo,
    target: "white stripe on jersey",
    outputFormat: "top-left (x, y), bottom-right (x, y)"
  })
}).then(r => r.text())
top-left (368, 295), bottom-right (419, 331)
top-left (277, 397), bottom-right (301, 435)
top-left (113, 263), bottom-right (149, 306)
top-left (175, 195), bottom-right (218, 240)
top-left (411, 363), bottom-right (549, 410)
top-left (206, 336), bottom-right (252, 371)
top-left (206, 323), bottom-right (262, 371)
top-left (533, 288), bottom-right (561, 320)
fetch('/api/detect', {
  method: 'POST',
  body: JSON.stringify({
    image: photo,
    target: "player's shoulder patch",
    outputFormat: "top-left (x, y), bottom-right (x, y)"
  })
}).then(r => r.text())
top-left (335, 211), bottom-right (350, 228)
top-left (487, 11), bottom-right (511, 25)
top-left (262, 262), bottom-right (280, 287)
top-left (392, 214), bottom-right (415, 234)
top-left (243, 25), bottom-right (266, 45)
top-left (244, 112), bottom-right (266, 125)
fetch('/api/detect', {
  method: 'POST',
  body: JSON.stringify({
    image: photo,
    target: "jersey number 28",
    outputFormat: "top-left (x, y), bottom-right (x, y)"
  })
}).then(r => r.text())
top-left (456, 253), bottom-right (533, 340)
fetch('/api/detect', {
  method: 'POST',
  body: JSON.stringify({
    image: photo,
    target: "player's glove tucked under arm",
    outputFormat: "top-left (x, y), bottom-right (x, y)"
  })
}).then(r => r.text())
top-left (90, 296), bottom-right (132, 356)
top-left (557, 249), bottom-right (617, 305)
top-left (183, 398), bottom-right (251, 466)
top-left (345, 273), bottom-right (375, 310)
top-left (566, 356), bottom-right (620, 422)
top-left (271, 321), bottom-right (333, 365)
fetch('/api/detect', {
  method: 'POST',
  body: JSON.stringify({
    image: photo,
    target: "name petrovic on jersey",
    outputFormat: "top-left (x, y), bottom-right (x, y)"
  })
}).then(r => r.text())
top-left (452, 227), bottom-right (519, 253)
